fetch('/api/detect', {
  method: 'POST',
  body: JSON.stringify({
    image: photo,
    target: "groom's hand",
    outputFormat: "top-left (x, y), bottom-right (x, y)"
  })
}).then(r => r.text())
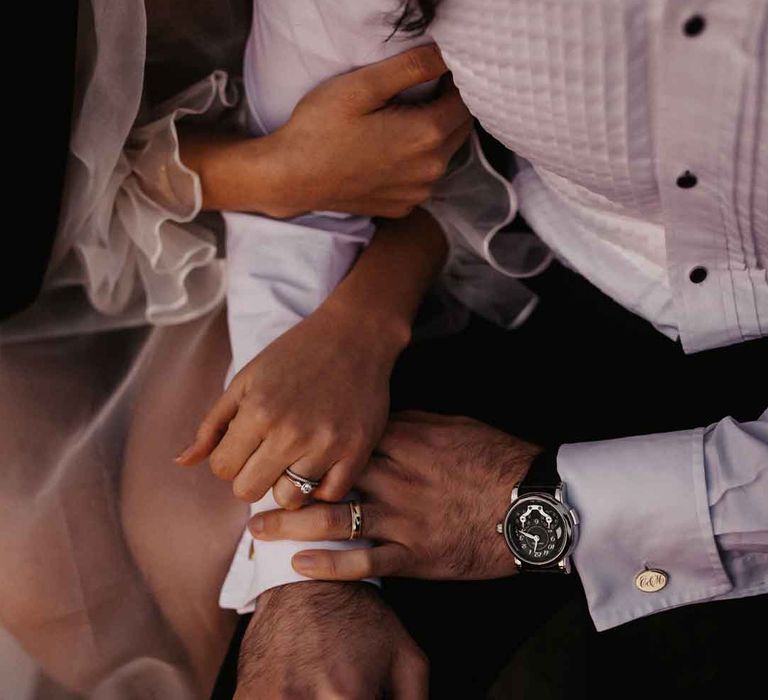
top-left (235, 581), bottom-right (427, 699)
top-left (250, 412), bottom-right (540, 582)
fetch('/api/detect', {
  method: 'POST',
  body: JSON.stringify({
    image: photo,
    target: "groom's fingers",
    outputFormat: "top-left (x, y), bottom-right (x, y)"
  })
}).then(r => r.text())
top-left (250, 502), bottom-right (389, 542)
top-left (291, 543), bottom-right (410, 580)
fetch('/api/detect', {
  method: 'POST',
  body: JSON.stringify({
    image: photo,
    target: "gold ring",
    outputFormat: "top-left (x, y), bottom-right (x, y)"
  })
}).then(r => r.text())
top-left (349, 501), bottom-right (363, 541)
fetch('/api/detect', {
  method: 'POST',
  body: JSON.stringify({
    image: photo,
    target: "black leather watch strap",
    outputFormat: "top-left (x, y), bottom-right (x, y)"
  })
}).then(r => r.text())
top-left (518, 448), bottom-right (561, 495)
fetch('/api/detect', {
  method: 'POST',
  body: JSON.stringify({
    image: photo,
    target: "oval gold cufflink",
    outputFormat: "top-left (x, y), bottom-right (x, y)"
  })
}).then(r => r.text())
top-left (635, 567), bottom-right (668, 592)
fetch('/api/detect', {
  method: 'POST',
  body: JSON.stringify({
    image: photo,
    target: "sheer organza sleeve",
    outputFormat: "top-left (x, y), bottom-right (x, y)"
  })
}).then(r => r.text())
top-left (87, 72), bottom-right (241, 325)
top-left (2, 1), bottom-right (244, 343)
top-left (49, 69), bottom-right (241, 330)
top-left (423, 131), bottom-right (553, 330)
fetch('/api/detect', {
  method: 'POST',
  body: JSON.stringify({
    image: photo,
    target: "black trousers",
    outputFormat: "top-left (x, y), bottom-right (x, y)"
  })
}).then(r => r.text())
top-left (213, 258), bottom-right (767, 699)
top-left (384, 258), bottom-right (767, 698)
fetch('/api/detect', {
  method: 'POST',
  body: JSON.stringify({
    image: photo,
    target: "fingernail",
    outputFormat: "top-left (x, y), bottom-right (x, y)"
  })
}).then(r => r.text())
top-left (174, 446), bottom-right (192, 462)
top-left (249, 516), bottom-right (265, 535)
top-left (293, 554), bottom-right (318, 572)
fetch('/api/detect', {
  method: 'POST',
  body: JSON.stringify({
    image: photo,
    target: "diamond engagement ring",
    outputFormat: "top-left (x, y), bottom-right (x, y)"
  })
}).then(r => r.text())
top-left (284, 468), bottom-right (321, 495)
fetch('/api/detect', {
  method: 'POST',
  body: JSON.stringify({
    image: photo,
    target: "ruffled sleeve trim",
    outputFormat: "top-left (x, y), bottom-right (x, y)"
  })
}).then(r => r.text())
top-left (57, 71), bottom-right (240, 327)
top-left (423, 131), bottom-right (553, 329)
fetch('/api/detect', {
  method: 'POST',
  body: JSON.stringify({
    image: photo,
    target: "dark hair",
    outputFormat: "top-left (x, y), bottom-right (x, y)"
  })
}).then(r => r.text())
top-left (393, 0), bottom-right (442, 34)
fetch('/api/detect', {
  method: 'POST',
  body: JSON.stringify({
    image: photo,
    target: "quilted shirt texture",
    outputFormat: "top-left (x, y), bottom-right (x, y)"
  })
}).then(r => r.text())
top-left (433, 0), bottom-right (768, 352)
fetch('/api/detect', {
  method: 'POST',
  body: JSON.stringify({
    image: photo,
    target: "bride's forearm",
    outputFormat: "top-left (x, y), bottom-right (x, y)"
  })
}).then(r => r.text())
top-left (176, 45), bottom-right (472, 221)
top-left (178, 129), bottom-right (298, 217)
top-left (319, 208), bottom-right (449, 359)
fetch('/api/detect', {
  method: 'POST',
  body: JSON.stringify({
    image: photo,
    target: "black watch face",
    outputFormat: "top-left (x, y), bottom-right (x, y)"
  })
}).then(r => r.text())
top-left (505, 496), bottom-right (569, 566)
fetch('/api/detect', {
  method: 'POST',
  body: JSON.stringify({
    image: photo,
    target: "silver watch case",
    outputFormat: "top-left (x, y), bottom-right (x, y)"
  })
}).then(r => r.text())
top-left (498, 484), bottom-right (579, 573)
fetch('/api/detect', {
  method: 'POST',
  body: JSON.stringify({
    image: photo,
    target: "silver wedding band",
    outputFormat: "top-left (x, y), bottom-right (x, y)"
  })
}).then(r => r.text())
top-left (284, 468), bottom-right (321, 495)
top-left (349, 501), bottom-right (363, 540)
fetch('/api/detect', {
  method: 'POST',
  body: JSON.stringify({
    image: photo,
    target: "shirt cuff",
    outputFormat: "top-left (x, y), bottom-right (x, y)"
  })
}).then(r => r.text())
top-left (219, 490), bottom-right (378, 613)
top-left (558, 428), bottom-right (733, 631)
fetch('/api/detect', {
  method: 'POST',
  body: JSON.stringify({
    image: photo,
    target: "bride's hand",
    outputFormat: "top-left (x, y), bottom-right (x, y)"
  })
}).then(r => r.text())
top-left (180, 44), bottom-right (472, 218)
top-left (250, 413), bottom-right (537, 582)
top-left (175, 296), bottom-right (408, 509)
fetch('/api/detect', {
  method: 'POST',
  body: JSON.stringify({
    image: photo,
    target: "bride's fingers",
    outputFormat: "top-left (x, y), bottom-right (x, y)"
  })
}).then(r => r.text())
top-left (272, 455), bottom-right (331, 510)
top-left (174, 388), bottom-right (241, 465)
top-left (250, 502), bottom-right (388, 542)
top-left (291, 543), bottom-right (410, 580)
top-left (272, 474), bottom-right (307, 511)
top-left (231, 435), bottom-right (299, 503)
top-left (313, 457), bottom-right (361, 502)
top-left (207, 411), bottom-right (266, 482)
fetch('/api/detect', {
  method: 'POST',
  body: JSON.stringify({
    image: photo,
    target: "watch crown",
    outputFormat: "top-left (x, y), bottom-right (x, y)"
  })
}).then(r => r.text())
top-left (496, 523), bottom-right (503, 534)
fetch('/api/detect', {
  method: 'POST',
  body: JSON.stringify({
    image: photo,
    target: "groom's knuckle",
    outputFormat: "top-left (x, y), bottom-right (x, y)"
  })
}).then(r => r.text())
top-left (389, 463), bottom-right (419, 490)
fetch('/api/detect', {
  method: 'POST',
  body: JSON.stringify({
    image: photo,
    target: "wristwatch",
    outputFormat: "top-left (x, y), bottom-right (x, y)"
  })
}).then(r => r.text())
top-left (496, 449), bottom-right (579, 573)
